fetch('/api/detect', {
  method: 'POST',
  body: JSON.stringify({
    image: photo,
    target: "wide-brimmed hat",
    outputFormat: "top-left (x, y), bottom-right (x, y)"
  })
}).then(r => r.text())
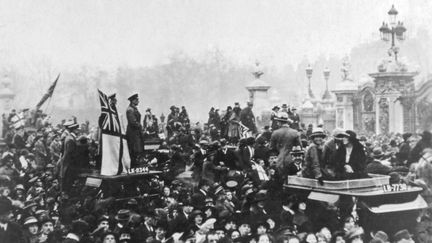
top-left (15, 184), bottom-right (25, 191)
top-left (332, 128), bottom-right (349, 138)
top-left (23, 200), bottom-right (37, 210)
top-left (23, 216), bottom-right (38, 226)
top-left (272, 106), bottom-right (280, 111)
top-left (275, 112), bottom-right (290, 123)
top-left (115, 209), bottom-right (131, 221)
top-left (345, 227), bottom-right (364, 240)
top-left (393, 229), bottom-right (412, 242)
top-left (310, 128), bottom-right (326, 139)
top-left (199, 218), bottom-right (216, 230)
top-left (370, 230), bottom-right (389, 242)
top-left (64, 120), bottom-right (79, 130)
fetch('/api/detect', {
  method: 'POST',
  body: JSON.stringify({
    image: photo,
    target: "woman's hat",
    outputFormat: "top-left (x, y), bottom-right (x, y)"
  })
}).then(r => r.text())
top-left (345, 227), bottom-right (364, 240)
top-left (23, 216), bottom-right (38, 226)
top-left (310, 128), bottom-right (326, 139)
top-left (393, 229), bottom-right (412, 242)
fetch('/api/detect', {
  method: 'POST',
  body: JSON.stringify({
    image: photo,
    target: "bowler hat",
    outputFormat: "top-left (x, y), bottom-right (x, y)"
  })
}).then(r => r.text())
top-left (115, 209), bottom-right (131, 221)
top-left (291, 146), bottom-right (304, 155)
top-left (128, 93), bottom-right (138, 101)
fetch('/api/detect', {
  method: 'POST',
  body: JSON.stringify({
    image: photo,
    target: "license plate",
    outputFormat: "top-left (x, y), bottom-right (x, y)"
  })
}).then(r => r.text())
top-left (382, 183), bottom-right (407, 192)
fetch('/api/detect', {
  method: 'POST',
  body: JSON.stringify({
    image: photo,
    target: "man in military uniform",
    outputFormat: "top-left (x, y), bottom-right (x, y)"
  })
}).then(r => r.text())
top-left (126, 94), bottom-right (144, 167)
top-left (240, 101), bottom-right (257, 135)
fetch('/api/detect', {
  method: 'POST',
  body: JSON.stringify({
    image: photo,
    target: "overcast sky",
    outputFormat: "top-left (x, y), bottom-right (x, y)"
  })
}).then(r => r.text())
top-left (0, 0), bottom-right (431, 71)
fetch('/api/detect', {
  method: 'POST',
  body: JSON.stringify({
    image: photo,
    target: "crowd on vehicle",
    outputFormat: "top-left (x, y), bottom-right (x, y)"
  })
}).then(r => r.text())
top-left (1, 100), bottom-right (432, 243)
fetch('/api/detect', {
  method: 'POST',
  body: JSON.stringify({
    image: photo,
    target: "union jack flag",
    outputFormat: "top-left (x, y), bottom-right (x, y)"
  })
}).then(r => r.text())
top-left (239, 122), bottom-right (251, 138)
top-left (98, 90), bottom-right (120, 135)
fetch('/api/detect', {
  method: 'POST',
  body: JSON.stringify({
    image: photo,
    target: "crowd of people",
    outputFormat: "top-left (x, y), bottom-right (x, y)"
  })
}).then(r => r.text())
top-left (0, 98), bottom-right (432, 243)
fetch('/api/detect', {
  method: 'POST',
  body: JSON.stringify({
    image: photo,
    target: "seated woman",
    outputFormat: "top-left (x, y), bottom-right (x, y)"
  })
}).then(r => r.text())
top-left (302, 128), bottom-right (326, 184)
top-left (334, 130), bottom-right (367, 179)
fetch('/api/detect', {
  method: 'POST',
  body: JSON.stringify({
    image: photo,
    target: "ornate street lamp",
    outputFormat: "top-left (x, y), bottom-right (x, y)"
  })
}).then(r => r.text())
top-left (305, 64), bottom-right (314, 99)
top-left (379, 5), bottom-right (407, 62)
top-left (322, 67), bottom-right (331, 100)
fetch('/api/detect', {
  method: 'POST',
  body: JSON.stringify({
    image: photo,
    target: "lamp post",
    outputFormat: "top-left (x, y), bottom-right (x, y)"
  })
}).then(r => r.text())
top-left (379, 5), bottom-right (407, 62)
top-left (305, 64), bottom-right (314, 99)
top-left (322, 67), bottom-right (331, 100)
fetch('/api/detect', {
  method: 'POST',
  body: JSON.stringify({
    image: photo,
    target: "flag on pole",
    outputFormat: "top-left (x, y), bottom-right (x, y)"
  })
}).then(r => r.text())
top-left (239, 122), bottom-right (252, 138)
top-left (36, 74), bottom-right (60, 110)
top-left (10, 111), bottom-right (25, 129)
top-left (98, 90), bottom-right (130, 175)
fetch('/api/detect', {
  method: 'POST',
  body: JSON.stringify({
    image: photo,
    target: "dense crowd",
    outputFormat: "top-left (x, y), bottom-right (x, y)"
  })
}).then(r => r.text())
top-left (0, 101), bottom-right (432, 243)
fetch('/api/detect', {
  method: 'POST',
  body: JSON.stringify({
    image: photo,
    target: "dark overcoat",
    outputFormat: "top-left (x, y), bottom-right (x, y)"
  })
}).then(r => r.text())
top-left (126, 105), bottom-right (144, 154)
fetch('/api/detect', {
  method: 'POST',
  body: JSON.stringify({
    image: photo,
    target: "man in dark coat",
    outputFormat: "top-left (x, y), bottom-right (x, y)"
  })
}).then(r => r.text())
top-left (191, 180), bottom-right (211, 210)
top-left (214, 139), bottom-right (237, 170)
top-left (240, 102), bottom-right (257, 135)
top-left (126, 94), bottom-right (144, 167)
top-left (270, 116), bottom-right (301, 175)
top-left (12, 126), bottom-right (26, 150)
top-left (397, 133), bottom-right (412, 165)
top-left (288, 107), bottom-right (300, 130)
top-left (59, 120), bottom-right (79, 192)
top-left (0, 197), bottom-right (26, 243)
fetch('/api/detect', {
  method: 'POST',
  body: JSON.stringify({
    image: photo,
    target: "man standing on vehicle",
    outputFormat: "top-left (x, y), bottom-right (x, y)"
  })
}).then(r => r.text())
top-left (126, 94), bottom-right (144, 168)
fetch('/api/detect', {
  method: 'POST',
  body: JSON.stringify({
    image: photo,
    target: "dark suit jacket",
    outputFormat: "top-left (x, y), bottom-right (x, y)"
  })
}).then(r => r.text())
top-left (214, 149), bottom-right (237, 170)
top-left (60, 133), bottom-right (77, 181)
top-left (132, 223), bottom-right (155, 243)
top-left (0, 222), bottom-right (26, 243)
top-left (236, 146), bottom-right (253, 170)
top-left (239, 107), bottom-right (257, 134)
top-left (191, 191), bottom-right (207, 210)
